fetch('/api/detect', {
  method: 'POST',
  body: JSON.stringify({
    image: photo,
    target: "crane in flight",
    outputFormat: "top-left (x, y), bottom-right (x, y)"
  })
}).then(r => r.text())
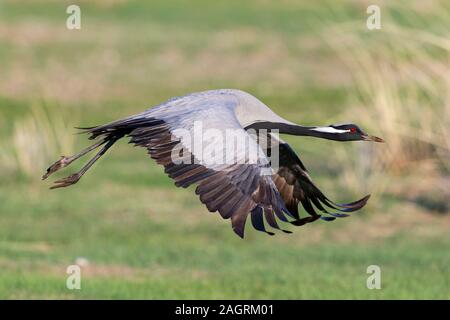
top-left (43, 89), bottom-right (384, 238)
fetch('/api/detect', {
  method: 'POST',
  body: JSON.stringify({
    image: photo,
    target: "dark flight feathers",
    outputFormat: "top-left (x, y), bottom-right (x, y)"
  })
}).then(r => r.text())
top-left (78, 117), bottom-right (370, 238)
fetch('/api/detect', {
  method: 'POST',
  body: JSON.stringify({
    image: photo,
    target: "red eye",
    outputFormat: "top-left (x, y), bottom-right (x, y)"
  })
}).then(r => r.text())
top-left (350, 128), bottom-right (357, 133)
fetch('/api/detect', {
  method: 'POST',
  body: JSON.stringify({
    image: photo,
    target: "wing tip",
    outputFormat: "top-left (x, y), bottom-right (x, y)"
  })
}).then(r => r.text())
top-left (331, 194), bottom-right (371, 212)
top-left (233, 227), bottom-right (245, 239)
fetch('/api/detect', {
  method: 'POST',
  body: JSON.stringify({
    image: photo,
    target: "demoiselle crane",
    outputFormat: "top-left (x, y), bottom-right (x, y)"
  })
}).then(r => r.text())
top-left (43, 89), bottom-right (383, 237)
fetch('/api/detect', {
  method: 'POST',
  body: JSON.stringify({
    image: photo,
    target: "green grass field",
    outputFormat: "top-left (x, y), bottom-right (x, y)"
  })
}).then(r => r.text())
top-left (0, 0), bottom-right (448, 299)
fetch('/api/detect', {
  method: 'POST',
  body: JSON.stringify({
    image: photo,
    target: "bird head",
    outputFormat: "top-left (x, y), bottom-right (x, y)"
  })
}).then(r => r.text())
top-left (311, 124), bottom-right (384, 142)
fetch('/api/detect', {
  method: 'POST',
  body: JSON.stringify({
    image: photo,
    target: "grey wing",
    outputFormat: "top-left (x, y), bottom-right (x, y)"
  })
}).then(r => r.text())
top-left (88, 93), bottom-right (294, 237)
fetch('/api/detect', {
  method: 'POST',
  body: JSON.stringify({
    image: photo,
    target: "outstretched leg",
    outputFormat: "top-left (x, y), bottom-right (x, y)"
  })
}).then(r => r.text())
top-left (48, 137), bottom-right (120, 189)
top-left (42, 139), bottom-right (107, 180)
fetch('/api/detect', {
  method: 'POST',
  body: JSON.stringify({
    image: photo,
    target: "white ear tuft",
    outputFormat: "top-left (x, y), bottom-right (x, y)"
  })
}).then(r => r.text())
top-left (311, 127), bottom-right (350, 134)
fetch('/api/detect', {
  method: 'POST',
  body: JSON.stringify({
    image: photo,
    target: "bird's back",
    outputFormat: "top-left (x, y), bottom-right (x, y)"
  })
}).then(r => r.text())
top-left (145, 89), bottom-right (286, 128)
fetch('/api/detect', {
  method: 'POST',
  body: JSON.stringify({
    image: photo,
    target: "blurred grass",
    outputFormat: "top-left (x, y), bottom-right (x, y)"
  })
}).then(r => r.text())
top-left (0, 0), bottom-right (448, 299)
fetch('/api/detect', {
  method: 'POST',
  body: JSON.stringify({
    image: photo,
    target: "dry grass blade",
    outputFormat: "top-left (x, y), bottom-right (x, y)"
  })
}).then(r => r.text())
top-left (322, 2), bottom-right (449, 202)
top-left (2, 103), bottom-right (77, 180)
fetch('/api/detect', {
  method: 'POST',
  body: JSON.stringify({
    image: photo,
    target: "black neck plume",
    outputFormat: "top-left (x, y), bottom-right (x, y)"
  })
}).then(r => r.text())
top-left (245, 121), bottom-right (329, 139)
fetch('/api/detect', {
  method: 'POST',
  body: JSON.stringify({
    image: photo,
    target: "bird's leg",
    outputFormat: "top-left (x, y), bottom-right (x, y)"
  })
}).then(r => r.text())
top-left (49, 138), bottom-right (118, 189)
top-left (42, 139), bottom-right (107, 180)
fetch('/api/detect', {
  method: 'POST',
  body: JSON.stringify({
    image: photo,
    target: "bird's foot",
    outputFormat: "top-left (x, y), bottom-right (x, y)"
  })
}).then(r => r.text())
top-left (50, 173), bottom-right (81, 189)
top-left (42, 156), bottom-right (71, 180)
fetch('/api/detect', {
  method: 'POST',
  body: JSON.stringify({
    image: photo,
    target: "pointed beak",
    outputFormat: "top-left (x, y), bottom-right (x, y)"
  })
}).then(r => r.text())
top-left (363, 135), bottom-right (385, 143)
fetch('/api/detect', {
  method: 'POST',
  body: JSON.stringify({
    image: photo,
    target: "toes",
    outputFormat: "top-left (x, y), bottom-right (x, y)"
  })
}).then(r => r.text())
top-left (50, 174), bottom-right (80, 189)
top-left (42, 156), bottom-right (70, 180)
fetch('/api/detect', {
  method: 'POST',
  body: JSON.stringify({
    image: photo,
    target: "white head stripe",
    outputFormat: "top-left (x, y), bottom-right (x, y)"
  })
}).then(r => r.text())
top-left (311, 127), bottom-right (350, 134)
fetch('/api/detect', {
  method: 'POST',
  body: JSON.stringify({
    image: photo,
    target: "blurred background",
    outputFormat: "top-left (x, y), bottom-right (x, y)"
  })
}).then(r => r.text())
top-left (0, 0), bottom-right (448, 299)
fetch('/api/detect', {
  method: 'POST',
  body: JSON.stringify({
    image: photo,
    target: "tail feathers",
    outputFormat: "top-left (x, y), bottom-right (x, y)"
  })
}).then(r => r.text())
top-left (77, 116), bottom-right (163, 140)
